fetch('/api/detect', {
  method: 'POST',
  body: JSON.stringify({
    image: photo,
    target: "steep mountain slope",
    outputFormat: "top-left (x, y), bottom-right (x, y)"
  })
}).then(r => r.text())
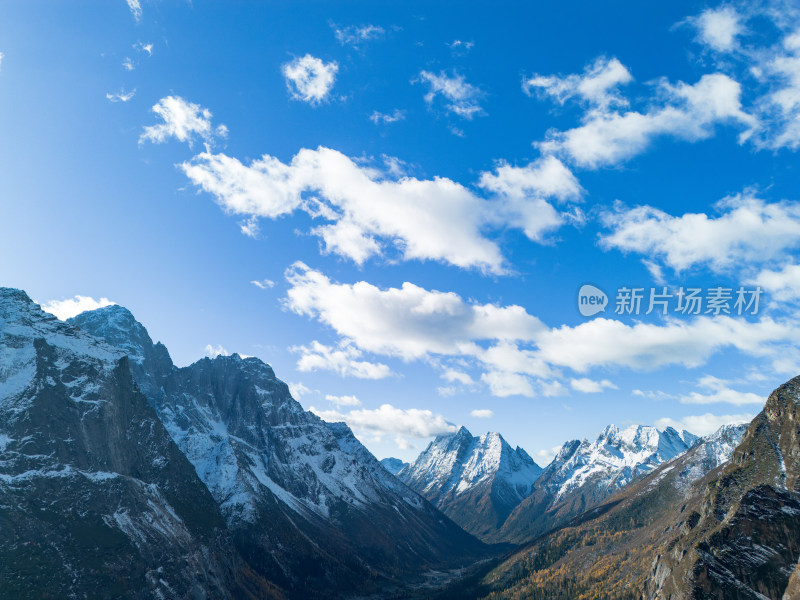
top-left (495, 424), bottom-right (698, 543)
top-left (399, 427), bottom-right (543, 540)
top-left (647, 377), bottom-right (800, 599)
top-left (0, 289), bottom-right (268, 599)
top-left (72, 305), bottom-right (487, 598)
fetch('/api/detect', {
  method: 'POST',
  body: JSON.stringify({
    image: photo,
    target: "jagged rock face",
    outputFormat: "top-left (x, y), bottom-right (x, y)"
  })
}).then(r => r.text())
top-left (72, 305), bottom-right (486, 598)
top-left (647, 377), bottom-right (800, 600)
top-left (496, 424), bottom-right (698, 544)
top-left (399, 426), bottom-right (542, 540)
top-left (0, 289), bottom-right (253, 599)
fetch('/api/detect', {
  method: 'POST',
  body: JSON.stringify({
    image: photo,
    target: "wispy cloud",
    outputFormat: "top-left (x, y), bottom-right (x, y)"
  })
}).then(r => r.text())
top-left (125, 0), bottom-right (142, 22)
top-left (417, 70), bottom-right (485, 119)
top-left (106, 89), bottom-right (135, 102)
top-left (333, 24), bottom-right (385, 48)
top-left (369, 109), bottom-right (405, 125)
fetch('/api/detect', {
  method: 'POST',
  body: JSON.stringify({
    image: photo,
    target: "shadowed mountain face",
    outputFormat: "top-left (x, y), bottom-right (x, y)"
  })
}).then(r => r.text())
top-left (398, 426), bottom-right (543, 540)
top-left (0, 289), bottom-right (270, 599)
top-left (71, 304), bottom-right (488, 598)
top-left (494, 424), bottom-right (698, 544)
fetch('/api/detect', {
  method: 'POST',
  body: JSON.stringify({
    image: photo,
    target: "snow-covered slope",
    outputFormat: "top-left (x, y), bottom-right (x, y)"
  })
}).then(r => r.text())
top-left (398, 426), bottom-right (542, 539)
top-left (0, 288), bottom-right (250, 598)
top-left (497, 424), bottom-right (698, 543)
top-left (72, 305), bottom-right (486, 597)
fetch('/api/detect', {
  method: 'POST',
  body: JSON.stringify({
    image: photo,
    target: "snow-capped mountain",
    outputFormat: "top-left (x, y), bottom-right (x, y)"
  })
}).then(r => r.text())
top-left (497, 424), bottom-right (698, 543)
top-left (398, 426), bottom-right (543, 539)
top-left (380, 457), bottom-right (408, 475)
top-left (0, 289), bottom-right (255, 598)
top-left (71, 304), bottom-right (486, 597)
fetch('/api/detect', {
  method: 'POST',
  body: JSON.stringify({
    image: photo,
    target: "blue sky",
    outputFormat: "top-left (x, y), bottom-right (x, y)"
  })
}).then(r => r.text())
top-left (2, 0), bottom-right (800, 463)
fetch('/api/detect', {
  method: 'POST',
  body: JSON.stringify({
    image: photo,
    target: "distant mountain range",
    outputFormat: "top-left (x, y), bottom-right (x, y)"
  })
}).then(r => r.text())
top-left (1, 285), bottom-right (796, 599)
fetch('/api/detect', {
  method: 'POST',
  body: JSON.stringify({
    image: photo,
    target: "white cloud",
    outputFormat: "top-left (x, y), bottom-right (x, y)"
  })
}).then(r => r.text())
top-left (541, 380), bottom-right (568, 397)
top-left (140, 96), bottom-right (226, 146)
top-left (679, 375), bottom-right (764, 406)
top-left (122, 57), bottom-right (135, 71)
top-left (291, 340), bottom-right (393, 379)
top-left (369, 109), bottom-right (405, 125)
top-left (106, 89), bottom-right (135, 103)
top-left (134, 41), bottom-right (153, 56)
top-left (125, 0), bottom-right (142, 22)
top-left (754, 263), bottom-right (800, 301)
top-left (181, 146), bottom-right (514, 272)
top-left (600, 194), bottom-right (800, 273)
top-left (535, 315), bottom-right (797, 373)
top-left (654, 412), bottom-right (753, 437)
top-left (480, 370), bottom-right (535, 397)
top-left (288, 381), bottom-right (311, 400)
top-left (755, 31), bottom-right (800, 150)
top-left (537, 71), bottom-right (756, 168)
top-left (470, 408), bottom-right (494, 419)
top-left (204, 344), bottom-right (229, 358)
top-left (0, 52), bottom-right (4, 71)
top-left (692, 6), bottom-right (743, 52)
top-left (310, 403), bottom-right (457, 438)
top-left (448, 40), bottom-right (474, 53)
top-left (325, 394), bottom-right (362, 407)
top-left (282, 55), bottom-right (338, 105)
top-left (40, 295), bottom-right (116, 320)
top-left (523, 57), bottom-right (632, 108)
top-left (570, 377), bottom-right (618, 393)
top-left (536, 445), bottom-right (563, 465)
top-left (442, 369), bottom-right (475, 385)
top-left (285, 263), bottom-right (545, 360)
top-left (250, 278), bottom-right (275, 290)
top-left (417, 70), bottom-right (485, 119)
top-left (334, 24), bottom-right (385, 47)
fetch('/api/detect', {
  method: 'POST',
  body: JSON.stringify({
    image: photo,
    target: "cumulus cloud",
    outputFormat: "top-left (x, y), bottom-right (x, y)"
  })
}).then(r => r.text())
top-left (654, 412), bottom-right (754, 437)
top-left (140, 96), bottom-right (227, 146)
top-left (40, 295), bottom-right (116, 320)
top-left (106, 89), bottom-right (135, 103)
top-left (285, 263), bottom-right (545, 360)
top-left (470, 409), bottom-right (494, 418)
top-left (291, 340), bottom-right (393, 379)
top-left (417, 70), bottom-right (485, 119)
top-left (325, 394), bottom-right (362, 407)
top-left (570, 377), bottom-right (618, 393)
top-left (753, 263), bottom-right (800, 301)
top-left (679, 375), bottom-right (764, 405)
top-left (125, 0), bottom-right (142, 22)
top-left (333, 24), bottom-right (385, 47)
top-left (535, 67), bottom-right (756, 168)
top-left (310, 403), bottom-right (457, 438)
top-left (600, 194), bottom-right (800, 273)
top-left (282, 55), bottom-right (338, 105)
top-left (369, 109), bottom-right (405, 125)
top-left (523, 57), bottom-right (632, 108)
top-left (181, 146), bottom-right (580, 271)
top-left (691, 6), bottom-right (743, 52)
top-left (534, 315), bottom-right (797, 373)
top-left (283, 264), bottom-right (800, 396)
